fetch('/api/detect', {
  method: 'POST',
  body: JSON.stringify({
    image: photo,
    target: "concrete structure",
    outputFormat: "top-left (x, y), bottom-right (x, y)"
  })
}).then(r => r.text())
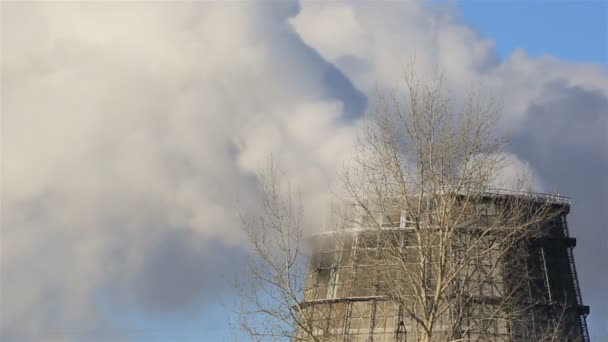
top-left (299, 190), bottom-right (589, 341)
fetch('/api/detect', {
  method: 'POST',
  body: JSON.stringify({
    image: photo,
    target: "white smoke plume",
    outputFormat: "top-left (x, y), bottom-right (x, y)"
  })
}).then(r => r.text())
top-left (2, 1), bottom-right (606, 340)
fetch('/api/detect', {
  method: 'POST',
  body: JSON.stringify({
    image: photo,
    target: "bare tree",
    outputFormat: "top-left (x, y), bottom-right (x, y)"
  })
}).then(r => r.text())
top-left (235, 162), bottom-right (332, 341)
top-left (332, 68), bottom-right (579, 342)
top-left (235, 70), bottom-right (586, 342)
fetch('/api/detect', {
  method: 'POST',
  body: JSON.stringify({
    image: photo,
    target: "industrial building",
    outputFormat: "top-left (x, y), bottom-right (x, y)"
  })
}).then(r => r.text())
top-left (299, 190), bottom-right (589, 341)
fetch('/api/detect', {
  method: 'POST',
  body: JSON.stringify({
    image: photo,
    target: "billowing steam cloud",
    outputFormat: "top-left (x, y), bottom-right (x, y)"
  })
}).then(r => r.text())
top-left (2, 1), bottom-right (606, 340)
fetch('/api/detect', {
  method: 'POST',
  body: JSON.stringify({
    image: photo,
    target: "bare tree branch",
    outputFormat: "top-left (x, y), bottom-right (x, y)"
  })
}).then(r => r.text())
top-left (235, 69), bottom-right (587, 342)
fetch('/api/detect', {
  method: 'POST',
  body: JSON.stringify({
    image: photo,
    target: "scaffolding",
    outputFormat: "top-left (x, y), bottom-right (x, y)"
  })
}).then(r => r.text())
top-left (298, 190), bottom-right (589, 342)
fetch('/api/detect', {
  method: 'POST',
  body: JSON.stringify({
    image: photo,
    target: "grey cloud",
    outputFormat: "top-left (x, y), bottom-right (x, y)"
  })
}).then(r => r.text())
top-left (510, 82), bottom-right (608, 337)
top-left (111, 228), bottom-right (247, 314)
top-left (323, 64), bottom-right (367, 119)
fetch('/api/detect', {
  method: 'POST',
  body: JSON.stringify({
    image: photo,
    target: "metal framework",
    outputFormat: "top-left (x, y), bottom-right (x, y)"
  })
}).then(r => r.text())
top-left (298, 190), bottom-right (589, 342)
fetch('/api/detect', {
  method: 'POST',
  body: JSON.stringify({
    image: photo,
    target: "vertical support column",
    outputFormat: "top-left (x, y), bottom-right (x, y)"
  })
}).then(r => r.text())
top-left (369, 300), bottom-right (377, 341)
top-left (560, 214), bottom-right (590, 342)
top-left (395, 305), bottom-right (407, 342)
top-left (343, 232), bottom-right (359, 342)
top-left (368, 231), bottom-right (383, 341)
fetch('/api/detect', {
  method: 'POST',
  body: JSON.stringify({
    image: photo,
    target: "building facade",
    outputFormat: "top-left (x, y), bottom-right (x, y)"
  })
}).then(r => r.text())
top-left (299, 191), bottom-right (589, 341)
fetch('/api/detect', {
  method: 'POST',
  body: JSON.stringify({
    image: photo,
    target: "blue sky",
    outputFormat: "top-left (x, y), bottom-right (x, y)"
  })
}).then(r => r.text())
top-left (458, 0), bottom-right (607, 64)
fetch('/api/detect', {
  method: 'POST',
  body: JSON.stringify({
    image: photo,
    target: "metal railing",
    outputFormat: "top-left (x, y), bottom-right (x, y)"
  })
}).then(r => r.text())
top-left (481, 187), bottom-right (571, 206)
top-left (315, 189), bottom-right (571, 234)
